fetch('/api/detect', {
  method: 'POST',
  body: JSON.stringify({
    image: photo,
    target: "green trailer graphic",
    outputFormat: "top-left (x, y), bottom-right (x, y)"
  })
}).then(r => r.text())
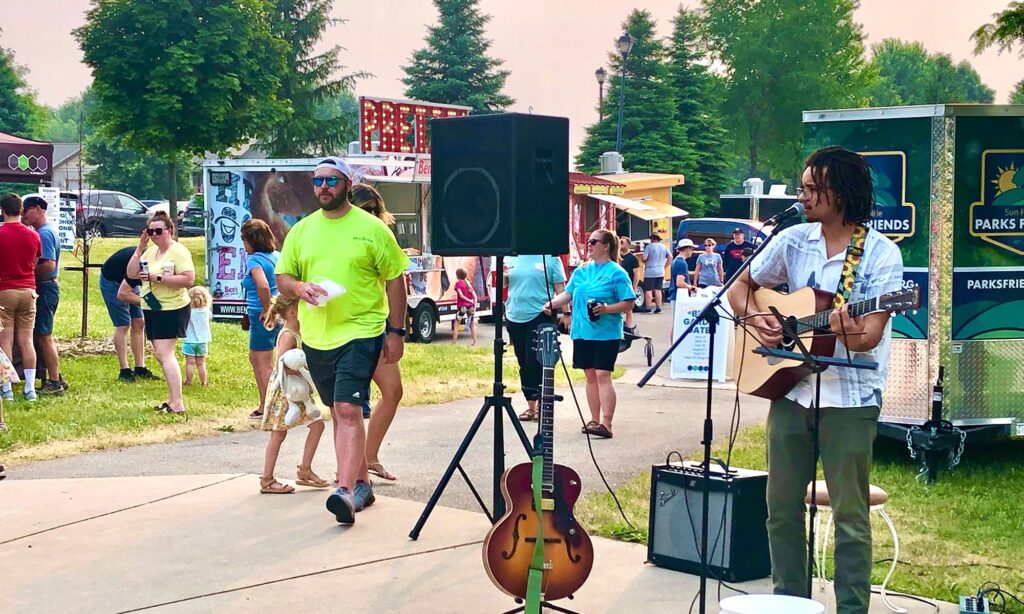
top-left (804, 105), bottom-right (1024, 435)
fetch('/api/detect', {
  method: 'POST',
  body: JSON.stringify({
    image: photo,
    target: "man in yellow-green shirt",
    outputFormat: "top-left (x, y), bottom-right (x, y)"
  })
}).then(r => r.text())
top-left (276, 158), bottom-right (410, 525)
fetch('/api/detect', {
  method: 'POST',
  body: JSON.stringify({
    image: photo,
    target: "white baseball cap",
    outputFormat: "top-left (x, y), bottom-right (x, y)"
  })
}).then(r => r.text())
top-left (315, 157), bottom-right (355, 181)
top-left (676, 238), bottom-right (697, 249)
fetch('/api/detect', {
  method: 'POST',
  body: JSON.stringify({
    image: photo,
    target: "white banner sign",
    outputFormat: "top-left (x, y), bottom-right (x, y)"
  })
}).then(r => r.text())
top-left (39, 187), bottom-right (75, 251)
top-left (670, 294), bottom-right (731, 382)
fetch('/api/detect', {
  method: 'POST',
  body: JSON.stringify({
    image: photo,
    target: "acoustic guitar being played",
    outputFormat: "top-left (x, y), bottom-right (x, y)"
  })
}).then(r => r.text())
top-left (482, 323), bottom-right (594, 602)
top-left (735, 285), bottom-right (921, 400)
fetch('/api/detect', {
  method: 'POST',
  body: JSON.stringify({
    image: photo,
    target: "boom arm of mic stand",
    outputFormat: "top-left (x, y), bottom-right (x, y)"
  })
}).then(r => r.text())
top-left (638, 226), bottom-right (786, 387)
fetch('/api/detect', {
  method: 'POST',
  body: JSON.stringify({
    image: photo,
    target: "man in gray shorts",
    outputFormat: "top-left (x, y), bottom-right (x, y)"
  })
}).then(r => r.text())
top-left (640, 233), bottom-right (670, 314)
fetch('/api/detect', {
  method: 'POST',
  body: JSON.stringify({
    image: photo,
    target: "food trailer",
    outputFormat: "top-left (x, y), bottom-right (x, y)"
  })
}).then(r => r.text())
top-left (803, 104), bottom-right (1024, 475)
top-left (203, 96), bottom-right (496, 343)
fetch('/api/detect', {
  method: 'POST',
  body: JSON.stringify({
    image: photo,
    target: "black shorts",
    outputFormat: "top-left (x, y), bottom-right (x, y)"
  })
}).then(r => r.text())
top-left (641, 277), bottom-right (663, 292)
top-left (572, 339), bottom-right (620, 372)
top-left (305, 334), bottom-right (385, 407)
top-left (143, 306), bottom-right (191, 340)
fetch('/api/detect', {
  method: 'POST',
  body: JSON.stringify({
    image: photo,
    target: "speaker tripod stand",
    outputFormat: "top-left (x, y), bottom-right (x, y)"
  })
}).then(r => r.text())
top-left (410, 255), bottom-right (534, 538)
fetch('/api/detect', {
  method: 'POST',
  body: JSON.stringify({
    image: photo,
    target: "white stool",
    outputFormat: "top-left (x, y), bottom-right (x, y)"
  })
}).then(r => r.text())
top-left (805, 480), bottom-right (905, 613)
top-left (720, 594), bottom-right (825, 614)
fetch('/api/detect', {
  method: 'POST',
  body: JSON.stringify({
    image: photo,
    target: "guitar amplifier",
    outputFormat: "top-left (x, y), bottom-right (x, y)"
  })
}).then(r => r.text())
top-left (647, 461), bottom-right (770, 582)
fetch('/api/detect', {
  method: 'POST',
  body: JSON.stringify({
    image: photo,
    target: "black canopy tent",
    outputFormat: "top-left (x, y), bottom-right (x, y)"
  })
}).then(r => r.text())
top-left (0, 131), bottom-right (53, 184)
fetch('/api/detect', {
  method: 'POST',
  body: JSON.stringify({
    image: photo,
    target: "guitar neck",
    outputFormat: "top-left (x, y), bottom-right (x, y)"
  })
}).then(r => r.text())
top-left (540, 365), bottom-right (555, 493)
top-left (797, 295), bottom-right (880, 332)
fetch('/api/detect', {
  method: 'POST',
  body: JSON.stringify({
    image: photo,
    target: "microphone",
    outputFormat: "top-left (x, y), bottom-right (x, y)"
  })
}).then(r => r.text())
top-left (765, 202), bottom-right (804, 226)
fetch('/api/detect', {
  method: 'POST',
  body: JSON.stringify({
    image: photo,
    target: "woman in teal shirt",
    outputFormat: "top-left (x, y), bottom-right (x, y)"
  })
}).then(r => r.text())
top-left (505, 254), bottom-right (567, 422)
top-left (543, 229), bottom-right (635, 438)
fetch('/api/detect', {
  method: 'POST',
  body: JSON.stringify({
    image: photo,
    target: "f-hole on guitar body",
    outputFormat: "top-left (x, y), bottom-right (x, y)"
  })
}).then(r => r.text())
top-left (483, 323), bottom-right (594, 603)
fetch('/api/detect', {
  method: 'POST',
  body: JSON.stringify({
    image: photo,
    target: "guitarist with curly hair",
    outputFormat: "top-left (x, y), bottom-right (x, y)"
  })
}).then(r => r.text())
top-left (728, 146), bottom-right (904, 614)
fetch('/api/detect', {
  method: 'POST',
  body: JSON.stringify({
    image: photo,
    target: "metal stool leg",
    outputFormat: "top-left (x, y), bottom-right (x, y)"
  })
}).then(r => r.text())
top-left (821, 509), bottom-right (835, 591)
top-left (876, 507), bottom-right (907, 614)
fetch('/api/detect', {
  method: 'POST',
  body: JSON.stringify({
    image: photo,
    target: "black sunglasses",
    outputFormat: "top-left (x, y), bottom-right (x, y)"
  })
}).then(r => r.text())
top-left (587, 238), bottom-right (606, 246)
top-left (312, 176), bottom-right (342, 187)
top-left (146, 228), bottom-right (165, 236)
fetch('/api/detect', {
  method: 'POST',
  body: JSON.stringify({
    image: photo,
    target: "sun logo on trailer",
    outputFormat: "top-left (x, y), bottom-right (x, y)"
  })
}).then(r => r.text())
top-left (969, 150), bottom-right (1024, 255)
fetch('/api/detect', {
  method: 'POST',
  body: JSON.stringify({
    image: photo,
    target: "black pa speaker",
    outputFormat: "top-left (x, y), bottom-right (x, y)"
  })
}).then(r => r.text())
top-left (647, 462), bottom-right (770, 582)
top-left (430, 113), bottom-right (569, 256)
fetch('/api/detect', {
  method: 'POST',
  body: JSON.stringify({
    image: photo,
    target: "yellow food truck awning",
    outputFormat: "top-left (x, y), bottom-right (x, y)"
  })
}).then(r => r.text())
top-left (628, 199), bottom-right (688, 221)
top-left (588, 193), bottom-right (655, 212)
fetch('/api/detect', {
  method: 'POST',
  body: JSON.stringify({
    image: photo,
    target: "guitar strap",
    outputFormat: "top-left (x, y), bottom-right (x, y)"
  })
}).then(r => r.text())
top-left (832, 224), bottom-right (868, 310)
top-left (525, 453), bottom-right (545, 614)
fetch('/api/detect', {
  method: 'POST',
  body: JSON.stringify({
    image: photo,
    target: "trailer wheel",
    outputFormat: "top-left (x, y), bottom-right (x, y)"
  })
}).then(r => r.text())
top-left (411, 302), bottom-right (437, 343)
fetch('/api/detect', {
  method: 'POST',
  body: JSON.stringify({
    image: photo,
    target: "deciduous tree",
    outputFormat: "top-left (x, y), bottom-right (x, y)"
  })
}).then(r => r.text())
top-left (75, 0), bottom-right (289, 220)
top-left (702, 0), bottom-right (873, 182)
top-left (866, 39), bottom-right (994, 106)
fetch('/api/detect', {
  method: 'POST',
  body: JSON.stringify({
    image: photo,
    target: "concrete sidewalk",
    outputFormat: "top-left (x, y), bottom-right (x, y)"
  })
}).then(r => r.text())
top-left (0, 474), bottom-right (954, 613)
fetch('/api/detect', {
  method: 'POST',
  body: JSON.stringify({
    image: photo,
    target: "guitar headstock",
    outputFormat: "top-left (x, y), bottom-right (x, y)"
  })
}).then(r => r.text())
top-left (533, 322), bottom-right (561, 369)
top-left (878, 284), bottom-right (922, 313)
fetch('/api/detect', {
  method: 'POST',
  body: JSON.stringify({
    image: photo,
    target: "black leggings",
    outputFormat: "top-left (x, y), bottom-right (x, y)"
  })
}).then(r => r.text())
top-left (506, 312), bottom-right (556, 402)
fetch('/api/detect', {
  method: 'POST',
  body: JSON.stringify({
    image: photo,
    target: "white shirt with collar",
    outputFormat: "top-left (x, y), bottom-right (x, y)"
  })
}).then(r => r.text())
top-left (748, 222), bottom-right (904, 410)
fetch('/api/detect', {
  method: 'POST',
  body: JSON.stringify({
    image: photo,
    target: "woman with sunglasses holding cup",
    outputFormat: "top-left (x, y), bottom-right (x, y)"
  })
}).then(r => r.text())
top-left (126, 211), bottom-right (196, 417)
top-left (542, 229), bottom-right (635, 439)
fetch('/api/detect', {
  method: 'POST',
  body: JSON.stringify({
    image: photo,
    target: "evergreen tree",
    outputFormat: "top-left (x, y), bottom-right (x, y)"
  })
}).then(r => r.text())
top-left (667, 6), bottom-right (733, 216)
top-left (576, 10), bottom-right (697, 210)
top-left (402, 0), bottom-right (513, 112)
top-left (261, 1), bottom-right (363, 157)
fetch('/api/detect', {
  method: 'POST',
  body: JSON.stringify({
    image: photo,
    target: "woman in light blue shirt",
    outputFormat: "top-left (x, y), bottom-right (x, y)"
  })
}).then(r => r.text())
top-left (505, 254), bottom-right (566, 422)
top-left (543, 229), bottom-right (635, 439)
top-left (240, 219), bottom-right (281, 419)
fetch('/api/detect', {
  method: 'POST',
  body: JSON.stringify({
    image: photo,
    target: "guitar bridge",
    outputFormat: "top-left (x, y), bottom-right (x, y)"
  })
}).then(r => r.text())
top-left (540, 500), bottom-right (554, 511)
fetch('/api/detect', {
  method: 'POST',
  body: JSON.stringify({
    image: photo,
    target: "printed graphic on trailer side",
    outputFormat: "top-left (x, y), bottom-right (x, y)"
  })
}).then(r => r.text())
top-left (968, 150), bottom-right (1024, 255)
top-left (862, 151), bottom-right (916, 243)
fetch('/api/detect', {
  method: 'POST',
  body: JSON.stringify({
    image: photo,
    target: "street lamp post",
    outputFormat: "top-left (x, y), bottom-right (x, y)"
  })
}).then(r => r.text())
top-left (614, 33), bottom-right (633, 154)
top-left (595, 67), bottom-right (607, 121)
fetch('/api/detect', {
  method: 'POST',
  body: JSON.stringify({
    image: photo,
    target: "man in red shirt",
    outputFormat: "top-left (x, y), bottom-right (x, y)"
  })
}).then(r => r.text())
top-left (0, 193), bottom-right (41, 402)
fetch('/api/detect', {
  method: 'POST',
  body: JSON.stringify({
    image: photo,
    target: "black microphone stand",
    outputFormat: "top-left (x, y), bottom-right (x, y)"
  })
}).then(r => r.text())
top-left (639, 218), bottom-right (790, 614)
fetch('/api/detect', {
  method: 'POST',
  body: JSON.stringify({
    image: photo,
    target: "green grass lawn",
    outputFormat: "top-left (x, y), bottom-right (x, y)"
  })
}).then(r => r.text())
top-left (0, 237), bottom-right (590, 463)
top-left (577, 425), bottom-right (1024, 612)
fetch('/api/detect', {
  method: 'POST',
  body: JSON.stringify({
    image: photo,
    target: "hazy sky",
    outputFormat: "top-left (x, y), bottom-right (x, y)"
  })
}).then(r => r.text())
top-left (1, 0), bottom-right (1020, 160)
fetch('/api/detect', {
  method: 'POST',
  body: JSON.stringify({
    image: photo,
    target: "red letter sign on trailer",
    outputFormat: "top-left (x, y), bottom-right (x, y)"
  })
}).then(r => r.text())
top-left (359, 96), bottom-right (471, 155)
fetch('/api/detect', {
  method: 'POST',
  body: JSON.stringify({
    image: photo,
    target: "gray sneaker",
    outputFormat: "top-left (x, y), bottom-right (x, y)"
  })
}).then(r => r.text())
top-left (23, 390), bottom-right (37, 402)
top-left (326, 488), bottom-right (356, 524)
top-left (39, 380), bottom-right (65, 396)
top-left (353, 481), bottom-right (375, 511)
top-left (1, 390), bottom-right (12, 402)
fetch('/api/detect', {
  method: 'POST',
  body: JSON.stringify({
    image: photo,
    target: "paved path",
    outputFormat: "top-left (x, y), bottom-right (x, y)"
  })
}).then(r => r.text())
top-left (13, 308), bottom-right (767, 515)
top-left (0, 475), bottom-right (954, 614)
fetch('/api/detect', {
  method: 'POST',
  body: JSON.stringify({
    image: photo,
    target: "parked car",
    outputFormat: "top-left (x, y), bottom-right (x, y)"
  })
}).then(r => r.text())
top-left (675, 217), bottom-right (775, 270)
top-left (178, 206), bottom-right (205, 237)
top-left (77, 190), bottom-right (154, 238)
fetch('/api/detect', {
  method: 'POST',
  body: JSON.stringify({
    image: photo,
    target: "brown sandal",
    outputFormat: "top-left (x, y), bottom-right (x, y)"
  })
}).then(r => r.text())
top-left (584, 423), bottom-right (613, 439)
top-left (581, 420), bottom-right (599, 434)
top-left (518, 407), bottom-right (539, 422)
top-left (368, 462), bottom-right (398, 481)
top-left (295, 465), bottom-right (330, 488)
top-left (260, 476), bottom-right (295, 494)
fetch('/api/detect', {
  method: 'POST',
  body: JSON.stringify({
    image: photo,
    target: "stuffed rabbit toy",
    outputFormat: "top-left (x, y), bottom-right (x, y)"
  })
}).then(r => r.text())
top-left (266, 348), bottom-right (322, 426)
